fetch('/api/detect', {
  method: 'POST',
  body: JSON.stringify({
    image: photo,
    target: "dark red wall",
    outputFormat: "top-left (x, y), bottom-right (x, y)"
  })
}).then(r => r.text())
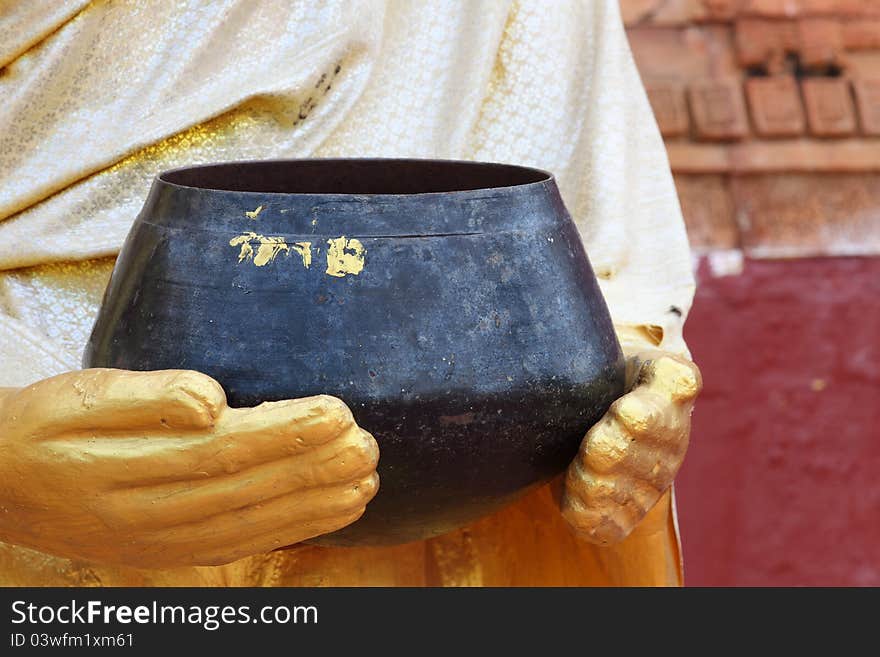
top-left (677, 256), bottom-right (880, 586)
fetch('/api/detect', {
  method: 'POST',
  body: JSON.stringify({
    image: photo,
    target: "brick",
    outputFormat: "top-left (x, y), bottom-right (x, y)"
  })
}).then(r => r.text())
top-left (701, 0), bottom-right (746, 21)
top-left (740, 0), bottom-right (880, 18)
top-left (745, 76), bottom-right (806, 137)
top-left (741, 0), bottom-right (796, 17)
top-left (627, 25), bottom-right (739, 82)
top-left (852, 78), bottom-right (880, 135)
top-left (733, 16), bottom-right (845, 70)
top-left (647, 0), bottom-right (708, 25)
top-left (801, 78), bottom-right (856, 136)
top-left (841, 20), bottom-right (880, 50)
top-left (843, 51), bottom-right (880, 79)
top-left (688, 78), bottom-right (750, 140)
top-left (645, 82), bottom-right (690, 137)
top-left (620, 0), bottom-right (713, 26)
top-left (735, 19), bottom-right (795, 70)
top-left (731, 174), bottom-right (880, 256)
top-left (798, 0), bottom-right (880, 17)
top-left (673, 174), bottom-right (740, 250)
top-left (796, 18), bottom-right (842, 69)
top-left (620, 0), bottom-right (664, 26)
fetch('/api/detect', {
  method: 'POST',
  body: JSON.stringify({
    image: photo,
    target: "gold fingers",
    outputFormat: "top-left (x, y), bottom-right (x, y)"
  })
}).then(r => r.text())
top-left (639, 354), bottom-right (702, 404)
top-left (562, 352), bottom-right (701, 545)
top-left (117, 474), bottom-right (379, 567)
top-left (92, 424), bottom-right (378, 530)
top-left (12, 369), bottom-right (227, 437)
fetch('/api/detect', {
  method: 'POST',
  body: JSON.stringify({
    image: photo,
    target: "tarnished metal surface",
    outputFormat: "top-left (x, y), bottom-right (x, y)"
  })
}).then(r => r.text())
top-left (85, 159), bottom-right (625, 545)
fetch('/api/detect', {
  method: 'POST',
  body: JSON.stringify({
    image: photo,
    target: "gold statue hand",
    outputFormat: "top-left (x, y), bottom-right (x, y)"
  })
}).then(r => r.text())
top-left (561, 347), bottom-right (702, 545)
top-left (0, 369), bottom-right (379, 567)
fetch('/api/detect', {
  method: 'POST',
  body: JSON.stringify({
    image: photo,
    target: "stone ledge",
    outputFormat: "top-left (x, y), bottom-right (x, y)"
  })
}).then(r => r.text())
top-left (667, 139), bottom-right (880, 173)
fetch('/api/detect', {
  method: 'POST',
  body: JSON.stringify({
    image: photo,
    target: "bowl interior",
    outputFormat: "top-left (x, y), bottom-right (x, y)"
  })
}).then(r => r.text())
top-left (159, 159), bottom-right (551, 195)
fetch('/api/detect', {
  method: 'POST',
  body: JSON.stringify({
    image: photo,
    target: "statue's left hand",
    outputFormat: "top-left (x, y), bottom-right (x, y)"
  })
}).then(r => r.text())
top-left (561, 350), bottom-right (702, 544)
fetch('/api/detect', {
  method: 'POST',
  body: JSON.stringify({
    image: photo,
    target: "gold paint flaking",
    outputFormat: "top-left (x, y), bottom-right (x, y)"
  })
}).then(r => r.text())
top-left (229, 233), bottom-right (255, 263)
top-left (293, 242), bottom-right (312, 268)
top-left (229, 232), bottom-right (290, 266)
top-left (254, 237), bottom-right (289, 266)
top-left (245, 205), bottom-right (264, 219)
top-left (325, 236), bottom-right (365, 277)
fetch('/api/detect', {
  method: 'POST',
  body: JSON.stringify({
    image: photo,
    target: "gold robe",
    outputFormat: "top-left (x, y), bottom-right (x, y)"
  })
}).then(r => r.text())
top-left (0, 0), bottom-right (694, 586)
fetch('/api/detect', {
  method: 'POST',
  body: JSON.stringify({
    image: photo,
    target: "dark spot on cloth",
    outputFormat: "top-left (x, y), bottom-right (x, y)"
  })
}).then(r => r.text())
top-left (669, 305), bottom-right (682, 317)
top-left (298, 97), bottom-right (315, 120)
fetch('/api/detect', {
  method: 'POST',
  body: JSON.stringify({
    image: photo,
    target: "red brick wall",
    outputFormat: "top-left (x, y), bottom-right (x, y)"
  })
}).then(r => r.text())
top-left (622, 0), bottom-right (880, 586)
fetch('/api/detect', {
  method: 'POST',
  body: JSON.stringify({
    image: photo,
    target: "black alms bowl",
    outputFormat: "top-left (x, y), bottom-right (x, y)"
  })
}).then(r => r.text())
top-left (84, 159), bottom-right (625, 546)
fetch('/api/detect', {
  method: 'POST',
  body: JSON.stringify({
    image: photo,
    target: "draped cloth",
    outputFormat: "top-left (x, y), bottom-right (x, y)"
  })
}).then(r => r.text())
top-left (0, 0), bottom-right (694, 585)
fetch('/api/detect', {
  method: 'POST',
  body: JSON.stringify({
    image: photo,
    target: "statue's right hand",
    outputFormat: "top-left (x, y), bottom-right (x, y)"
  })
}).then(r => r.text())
top-left (0, 369), bottom-right (379, 567)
